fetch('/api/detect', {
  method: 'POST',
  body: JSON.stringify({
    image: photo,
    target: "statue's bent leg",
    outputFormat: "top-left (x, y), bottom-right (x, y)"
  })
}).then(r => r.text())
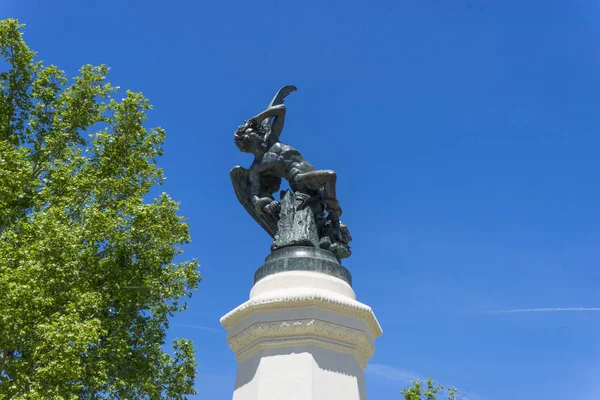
top-left (294, 170), bottom-right (342, 219)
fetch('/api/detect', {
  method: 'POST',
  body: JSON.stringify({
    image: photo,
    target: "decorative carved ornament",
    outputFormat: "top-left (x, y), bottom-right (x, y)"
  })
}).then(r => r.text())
top-left (220, 291), bottom-right (383, 339)
top-left (227, 318), bottom-right (375, 368)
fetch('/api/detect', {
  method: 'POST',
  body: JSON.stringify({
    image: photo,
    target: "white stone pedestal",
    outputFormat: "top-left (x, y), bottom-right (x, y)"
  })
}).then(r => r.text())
top-left (220, 268), bottom-right (382, 400)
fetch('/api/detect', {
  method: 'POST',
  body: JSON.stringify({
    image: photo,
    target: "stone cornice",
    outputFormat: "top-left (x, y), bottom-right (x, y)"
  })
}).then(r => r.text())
top-left (220, 290), bottom-right (383, 338)
top-left (227, 318), bottom-right (375, 368)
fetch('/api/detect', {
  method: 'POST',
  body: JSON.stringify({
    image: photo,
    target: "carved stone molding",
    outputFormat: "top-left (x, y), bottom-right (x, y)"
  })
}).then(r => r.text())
top-left (227, 318), bottom-right (375, 368)
top-left (220, 291), bottom-right (383, 339)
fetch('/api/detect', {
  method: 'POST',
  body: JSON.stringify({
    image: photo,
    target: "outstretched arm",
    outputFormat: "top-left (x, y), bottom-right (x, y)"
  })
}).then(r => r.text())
top-left (249, 172), bottom-right (262, 206)
top-left (269, 105), bottom-right (286, 141)
top-left (249, 171), bottom-right (280, 215)
top-left (250, 104), bottom-right (286, 123)
top-left (249, 104), bottom-right (287, 140)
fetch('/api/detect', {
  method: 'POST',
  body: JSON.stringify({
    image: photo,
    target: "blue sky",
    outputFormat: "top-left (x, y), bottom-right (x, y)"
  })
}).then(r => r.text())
top-left (4, 0), bottom-right (600, 398)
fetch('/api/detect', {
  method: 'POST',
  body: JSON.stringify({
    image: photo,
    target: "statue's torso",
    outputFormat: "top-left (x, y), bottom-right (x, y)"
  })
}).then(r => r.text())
top-left (251, 142), bottom-right (315, 186)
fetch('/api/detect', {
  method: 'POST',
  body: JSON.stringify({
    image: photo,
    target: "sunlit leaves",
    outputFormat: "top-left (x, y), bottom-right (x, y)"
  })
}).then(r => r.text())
top-left (401, 378), bottom-right (461, 400)
top-left (0, 18), bottom-right (201, 399)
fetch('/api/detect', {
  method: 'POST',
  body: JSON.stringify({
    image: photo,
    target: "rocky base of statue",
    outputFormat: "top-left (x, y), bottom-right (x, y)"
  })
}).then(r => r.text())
top-left (271, 190), bottom-right (351, 259)
top-left (220, 247), bottom-right (382, 400)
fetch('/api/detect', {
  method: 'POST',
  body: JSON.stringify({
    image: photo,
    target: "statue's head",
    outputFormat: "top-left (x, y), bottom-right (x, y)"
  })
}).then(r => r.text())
top-left (234, 121), bottom-right (269, 154)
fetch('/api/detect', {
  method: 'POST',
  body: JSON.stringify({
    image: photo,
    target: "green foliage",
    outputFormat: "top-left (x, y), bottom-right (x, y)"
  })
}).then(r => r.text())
top-left (401, 378), bottom-right (460, 400)
top-left (0, 19), bottom-right (201, 399)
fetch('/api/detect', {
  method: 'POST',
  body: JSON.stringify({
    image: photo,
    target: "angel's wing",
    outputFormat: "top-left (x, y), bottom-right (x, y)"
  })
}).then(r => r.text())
top-left (230, 166), bottom-right (279, 238)
top-left (268, 85), bottom-right (297, 108)
top-left (261, 85), bottom-right (297, 130)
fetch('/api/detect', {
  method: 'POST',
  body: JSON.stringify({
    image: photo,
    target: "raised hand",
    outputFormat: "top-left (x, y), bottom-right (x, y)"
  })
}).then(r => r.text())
top-left (254, 197), bottom-right (279, 215)
top-left (264, 200), bottom-right (281, 215)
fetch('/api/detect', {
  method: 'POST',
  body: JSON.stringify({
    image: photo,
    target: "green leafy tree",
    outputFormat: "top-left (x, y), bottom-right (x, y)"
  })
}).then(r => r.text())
top-left (0, 19), bottom-right (201, 399)
top-left (401, 378), bottom-right (460, 400)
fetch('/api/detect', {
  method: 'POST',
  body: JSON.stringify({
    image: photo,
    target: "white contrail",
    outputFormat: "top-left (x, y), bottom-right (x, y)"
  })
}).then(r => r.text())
top-left (491, 307), bottom-right (600, 313)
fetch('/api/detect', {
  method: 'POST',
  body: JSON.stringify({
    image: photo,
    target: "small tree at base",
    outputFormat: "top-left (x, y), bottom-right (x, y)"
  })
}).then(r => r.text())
top-left (401, 378), bottom-right (460, 400)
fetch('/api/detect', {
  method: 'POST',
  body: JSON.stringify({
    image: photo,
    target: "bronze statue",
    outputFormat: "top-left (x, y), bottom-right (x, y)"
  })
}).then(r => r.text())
top-left (231, 86), bottom-right (351, 259)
